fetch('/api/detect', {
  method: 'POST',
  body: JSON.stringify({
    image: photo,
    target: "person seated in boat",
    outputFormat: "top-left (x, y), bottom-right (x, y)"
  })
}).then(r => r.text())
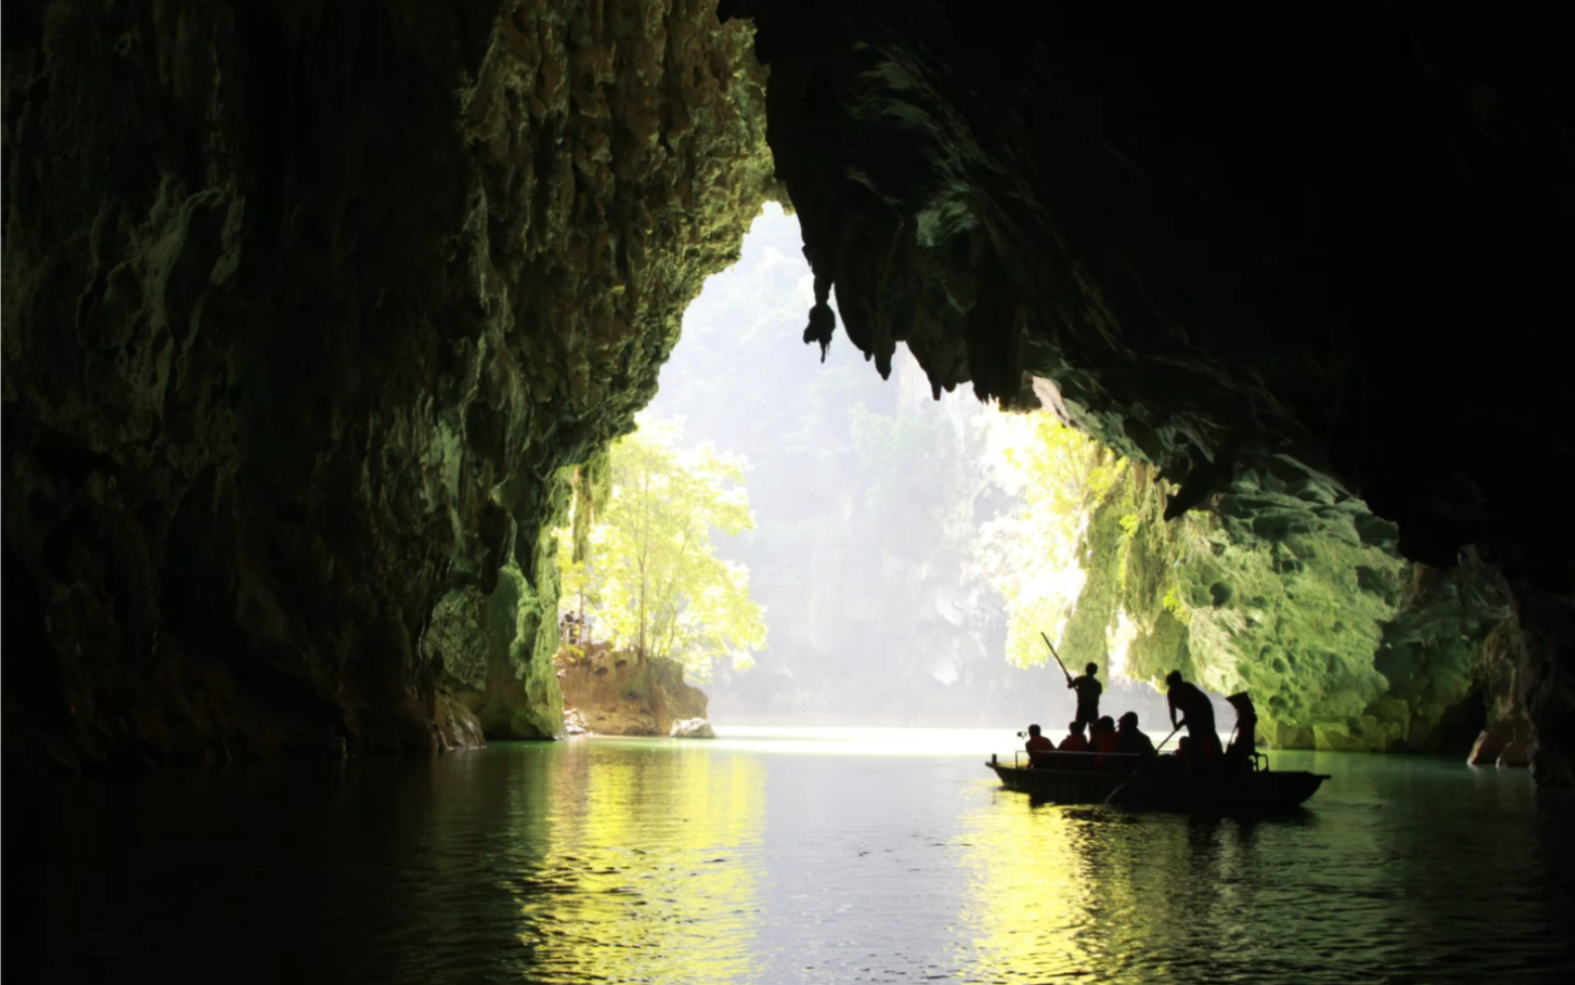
top-left (1054, 720), bottom-right (1090, 769)
top-left (1068, 663), bottom-right (1102, 731)
top-left (1173, 735), bottom-right (1193, 767)
top-left (1166, 670), bottom-right (1223, 759)
top-left (1057, 720), bottom-right (1089, 753)
top-left (1113, 711), bottom-right (1157, 757)
top-left (1225, 691), bottom-right (1259, 770)
top-left (1024, 724), bottom-right (1055, 767)
top-left (1090, 715), bottom-right (1119, 768)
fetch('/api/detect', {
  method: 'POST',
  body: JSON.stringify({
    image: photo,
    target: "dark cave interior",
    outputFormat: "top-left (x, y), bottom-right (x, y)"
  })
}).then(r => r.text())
top-left (2, 1), bottom-right (1571, 795)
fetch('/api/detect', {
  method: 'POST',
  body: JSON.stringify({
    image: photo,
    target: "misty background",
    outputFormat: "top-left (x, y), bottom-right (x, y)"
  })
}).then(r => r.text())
top-left (645, 205), bottom-right (1179, 731)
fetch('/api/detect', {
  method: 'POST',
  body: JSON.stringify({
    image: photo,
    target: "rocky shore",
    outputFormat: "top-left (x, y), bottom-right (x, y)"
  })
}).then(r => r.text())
top-left (555, 643), bottom-right (709, 737)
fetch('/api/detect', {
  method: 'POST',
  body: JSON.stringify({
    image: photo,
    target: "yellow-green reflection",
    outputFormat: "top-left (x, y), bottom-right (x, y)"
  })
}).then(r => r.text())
top-left (954, 797), bottom-right (1097, 978)
top-left (956, 787), bottom-right (1307, 983)
top-left (514, 742), bottom-right (766, 984)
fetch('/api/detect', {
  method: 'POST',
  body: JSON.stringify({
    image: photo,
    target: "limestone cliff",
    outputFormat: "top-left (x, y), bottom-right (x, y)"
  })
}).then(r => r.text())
top-left (2, 0), bottom-right (774, 769)
top-left (730, 1), bottom-right (1575, 788)
top-left (1043, 454), bottom-right (1520, 753)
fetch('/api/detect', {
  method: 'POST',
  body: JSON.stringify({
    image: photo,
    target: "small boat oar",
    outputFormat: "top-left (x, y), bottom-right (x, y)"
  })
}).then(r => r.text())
top-left (1104, 725), bottom-right (1183, 806)
top-left (1153, 723), bottom-right (1183, 755)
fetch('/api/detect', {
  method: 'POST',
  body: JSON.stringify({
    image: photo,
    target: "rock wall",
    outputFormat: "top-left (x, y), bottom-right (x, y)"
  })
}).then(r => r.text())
top-left (2, 0), bottom-right (775, 769)
top-left (1047, 453), bottom-right (1518, 753)
top-left (730, 1), bottom-right (1575, 786)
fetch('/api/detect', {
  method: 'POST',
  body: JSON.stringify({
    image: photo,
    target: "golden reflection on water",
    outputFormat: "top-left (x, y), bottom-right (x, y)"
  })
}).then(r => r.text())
top-left (13, 733), bottom-right (1563, 984)
top-left (956, 796), bottom-right (1097, 979)
top-left (514, 741), bottom-right (766, 983)
top-left (954, 790), bottom-right (1325, 983)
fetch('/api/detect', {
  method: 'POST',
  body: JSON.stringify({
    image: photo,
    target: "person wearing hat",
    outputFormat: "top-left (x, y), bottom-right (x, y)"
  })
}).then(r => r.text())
top-left (1113, 711), bottom-right (1157, 757)
top-left (1225, 691), bottom-right (1259, 767)
top-left (1166, 670), bottom-right (1222, 759)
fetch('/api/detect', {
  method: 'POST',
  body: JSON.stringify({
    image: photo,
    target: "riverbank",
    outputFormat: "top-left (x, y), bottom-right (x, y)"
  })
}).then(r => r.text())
top-left (555, 643), bottom-right (708, 736)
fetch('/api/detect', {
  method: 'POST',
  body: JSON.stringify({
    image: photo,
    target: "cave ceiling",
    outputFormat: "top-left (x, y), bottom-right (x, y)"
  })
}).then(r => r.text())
top-left (724, 0), bottom-right (1574, 787)
top-left (731, 0), bottom-right (1574, 586)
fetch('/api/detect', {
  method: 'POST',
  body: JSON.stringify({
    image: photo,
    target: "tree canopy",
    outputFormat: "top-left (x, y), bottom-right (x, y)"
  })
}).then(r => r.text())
top-left (558, 417), bottom-right (766, 681)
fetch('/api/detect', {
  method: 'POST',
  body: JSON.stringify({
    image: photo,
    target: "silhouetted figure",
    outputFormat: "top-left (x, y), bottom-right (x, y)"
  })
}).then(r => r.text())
top-left (1166, 671), bottom-right (1222, 758)
top-left (1174, 735), bottom-right (1194, 767)
top-left (1090, 715), bottom-right (1119, 768)
top-left (1114, 711), bottom-right (1157, 757)
top-left (1057, 720), bottom-right (1089, 753)
top-left (1226, 691), bottom-right (1259, 768)
top-left (1024, 723), bottom-right (1054, 768)
top-left (1068, 662), bottom-right (1102, 730)
top-left (1056, 720), bottom-right (1090, 769)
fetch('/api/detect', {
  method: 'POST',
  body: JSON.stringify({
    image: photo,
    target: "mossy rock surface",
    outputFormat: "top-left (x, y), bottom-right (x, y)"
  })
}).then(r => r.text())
top-left (2, 0), bottom-right (774, 766)
top-left (1059, 460), bottom-right (1513, 752)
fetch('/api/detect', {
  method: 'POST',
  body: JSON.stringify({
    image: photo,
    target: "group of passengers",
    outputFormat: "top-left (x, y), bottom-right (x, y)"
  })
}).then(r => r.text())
top-left (1022, 664), bottom-right (1259, 773)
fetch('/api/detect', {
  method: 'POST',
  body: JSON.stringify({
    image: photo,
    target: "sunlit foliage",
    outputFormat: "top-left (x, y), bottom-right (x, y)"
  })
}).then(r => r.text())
top-left (558, 416), bottom-right (766, 681)
top-left (974, 411), bottom-right (1127, 669)
top-left (634, 205), bottom-right (1460, 749)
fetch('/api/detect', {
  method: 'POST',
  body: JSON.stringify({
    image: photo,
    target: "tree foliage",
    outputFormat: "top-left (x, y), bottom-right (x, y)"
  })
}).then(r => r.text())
top-left (558, 417), bottom-right (766, 681)
top-left (975, 412), bottom-right (1129, 670)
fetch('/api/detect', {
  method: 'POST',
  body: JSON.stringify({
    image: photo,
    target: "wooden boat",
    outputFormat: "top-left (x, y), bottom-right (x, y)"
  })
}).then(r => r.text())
top-left (985, 750), bottom-right (1329, 812)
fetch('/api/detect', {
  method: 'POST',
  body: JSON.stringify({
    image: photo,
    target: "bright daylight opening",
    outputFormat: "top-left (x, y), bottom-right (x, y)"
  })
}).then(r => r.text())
top-left (552, 203), bottom-right (1235, 736)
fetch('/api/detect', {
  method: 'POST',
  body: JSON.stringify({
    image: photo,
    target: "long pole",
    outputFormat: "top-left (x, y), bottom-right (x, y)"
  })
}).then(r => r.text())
top-left (1040, 632), bottom-right (1073, 685)
top-left (1153, 724), bottom-right (1183, 754)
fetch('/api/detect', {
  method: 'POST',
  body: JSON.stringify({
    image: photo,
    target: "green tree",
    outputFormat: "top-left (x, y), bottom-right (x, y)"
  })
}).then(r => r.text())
top-left (558, 417), bottom-right (766, 681)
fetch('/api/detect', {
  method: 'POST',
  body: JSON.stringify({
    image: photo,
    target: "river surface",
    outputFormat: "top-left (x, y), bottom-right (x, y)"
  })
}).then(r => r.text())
top-left (7, 727), bottom-right (1573, 984)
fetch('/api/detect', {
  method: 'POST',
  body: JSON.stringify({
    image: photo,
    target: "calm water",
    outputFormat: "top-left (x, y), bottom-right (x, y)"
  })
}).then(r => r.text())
top-left (6, 727), bottom-right (1573, 984)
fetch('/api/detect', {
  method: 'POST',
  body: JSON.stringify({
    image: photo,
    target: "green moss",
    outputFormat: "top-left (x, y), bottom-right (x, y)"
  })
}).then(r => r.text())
top-left (1057, 478), bottom-right (1130, 676)
top-left (422, 587), bottom-right (490, 691)
top-left (1051, 452), bottom-right (1511, 752)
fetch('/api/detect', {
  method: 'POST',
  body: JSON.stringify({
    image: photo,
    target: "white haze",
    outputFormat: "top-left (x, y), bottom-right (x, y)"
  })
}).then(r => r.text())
top-left (647, 204), bottom-right (1176, 732)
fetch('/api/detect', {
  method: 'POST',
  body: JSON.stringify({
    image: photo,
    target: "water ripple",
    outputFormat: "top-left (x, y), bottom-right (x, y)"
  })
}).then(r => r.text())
top-left (7, 732), bottom-right (1574, 984)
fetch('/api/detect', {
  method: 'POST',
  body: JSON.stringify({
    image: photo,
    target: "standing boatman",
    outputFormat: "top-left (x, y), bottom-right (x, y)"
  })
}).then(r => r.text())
top-left (1068, 662), bottom-right (1102, 732)
top-left (1041, 633), bottom-right (1102, 731)
top-left (1166, 670), bottom-right (1222, 758)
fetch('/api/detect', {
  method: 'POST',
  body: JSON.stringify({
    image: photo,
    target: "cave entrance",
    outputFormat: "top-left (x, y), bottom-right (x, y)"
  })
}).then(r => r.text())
top-left (553, 205), bottom-right (1506, 756)
top-left (556, 204), bottom-right (1187, 732)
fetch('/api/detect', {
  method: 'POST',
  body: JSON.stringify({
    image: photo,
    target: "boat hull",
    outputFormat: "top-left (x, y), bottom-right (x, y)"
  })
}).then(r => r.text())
top-left (986, 761), bottom-right (1327, 812)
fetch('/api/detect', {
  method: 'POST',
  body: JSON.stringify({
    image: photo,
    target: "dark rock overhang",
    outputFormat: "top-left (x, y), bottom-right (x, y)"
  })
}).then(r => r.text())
top-left (724, 0), bottom-right (1575, 789)
top-left (726, 0), bottom-right (1575, 587)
